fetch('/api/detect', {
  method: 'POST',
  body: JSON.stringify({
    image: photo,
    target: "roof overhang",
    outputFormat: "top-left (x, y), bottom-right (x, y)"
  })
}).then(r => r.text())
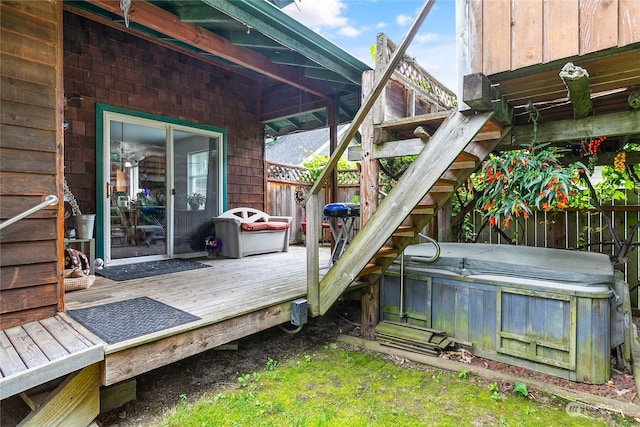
top-left (64, 0), bottom-right (371, 136)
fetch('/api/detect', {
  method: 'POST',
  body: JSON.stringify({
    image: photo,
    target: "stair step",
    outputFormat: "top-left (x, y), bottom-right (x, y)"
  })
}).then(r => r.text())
top-left (358, 263), bottom-right (382, 278)
top-left (375, 321), bottom-right (454, 356)
top-left (431, 179), bottom-right (456, 192)
top-left (374, 247), bottom-right (401, 259)
top-left (393, 226), bottom-right (417, 237)
top-left (450, 151), bottom-right (480, 170)
top-left (412, 204), bottom-right (436, 215)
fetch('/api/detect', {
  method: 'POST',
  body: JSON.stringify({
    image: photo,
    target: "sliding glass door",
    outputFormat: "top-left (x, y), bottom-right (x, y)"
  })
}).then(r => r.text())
top-left (173, 130), bottom-right (220, 255)
top-left (101, 109), bottom-right (223, 265)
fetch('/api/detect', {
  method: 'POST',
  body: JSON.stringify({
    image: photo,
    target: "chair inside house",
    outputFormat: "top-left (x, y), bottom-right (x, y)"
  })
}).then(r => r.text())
top-left (110, 195), bottom-right (134, 246)
top-left (136, 205), bottom-right (166, 245)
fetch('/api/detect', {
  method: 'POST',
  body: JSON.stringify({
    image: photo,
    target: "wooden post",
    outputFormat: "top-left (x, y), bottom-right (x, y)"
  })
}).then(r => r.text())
top-left (359, 70), bottom-right (381, 340)
top-left (306, 194), bottom-right (320, 316)
top-left (559, 62), bottom-right (592, 119)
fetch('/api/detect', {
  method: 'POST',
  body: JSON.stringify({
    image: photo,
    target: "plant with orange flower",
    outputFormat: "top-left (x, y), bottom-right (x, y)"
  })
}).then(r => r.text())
top-left (472, 143), bottom-right (588, 228)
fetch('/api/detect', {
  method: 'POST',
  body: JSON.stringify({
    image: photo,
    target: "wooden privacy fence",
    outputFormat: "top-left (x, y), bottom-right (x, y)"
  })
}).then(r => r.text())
top-left (264, 162), bottom-right (359, 244)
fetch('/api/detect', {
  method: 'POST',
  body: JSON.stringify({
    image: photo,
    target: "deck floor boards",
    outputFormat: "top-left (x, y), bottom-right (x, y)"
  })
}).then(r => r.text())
top-left (64, 245), bottom-right (331, 384)
top-left (65, 245), bottom-right (331, 347)
top-left (66, 246), bottom-right (328, 324)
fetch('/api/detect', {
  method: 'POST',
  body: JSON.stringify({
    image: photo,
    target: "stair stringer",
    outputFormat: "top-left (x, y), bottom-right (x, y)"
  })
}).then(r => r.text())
top-left (317, 110), bottom-right (494, 315)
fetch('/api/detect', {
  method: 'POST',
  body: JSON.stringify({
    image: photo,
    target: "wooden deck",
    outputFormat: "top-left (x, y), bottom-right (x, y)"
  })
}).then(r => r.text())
top-left (64, 245), bottom-right (330, 385)
top-left (0, 314), bottom-right (103, 400)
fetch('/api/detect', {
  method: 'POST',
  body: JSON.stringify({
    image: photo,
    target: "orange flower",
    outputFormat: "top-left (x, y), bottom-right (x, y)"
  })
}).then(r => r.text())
top-left (542, 202), bottom-right (550, 211)
top-left (489, 216), bottom-right (497, 226)
top-left (503, 218), bottom-right (511, 228)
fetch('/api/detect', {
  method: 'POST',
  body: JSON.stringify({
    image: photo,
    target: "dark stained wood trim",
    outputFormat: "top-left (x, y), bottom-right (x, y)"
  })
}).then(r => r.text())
top-left (85, 0), bottom-right (327, 98)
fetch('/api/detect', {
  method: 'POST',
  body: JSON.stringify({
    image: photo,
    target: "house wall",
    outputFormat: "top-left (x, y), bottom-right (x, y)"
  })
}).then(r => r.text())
top-left (62, 11), bottom-right (266, 217)
top-left (464, 0), bottom-right (640, 76)
top-left (0, 1), bottom-right (64, 329)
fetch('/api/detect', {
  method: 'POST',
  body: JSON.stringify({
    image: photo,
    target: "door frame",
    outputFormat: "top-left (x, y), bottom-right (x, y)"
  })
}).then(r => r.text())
top-left (96, 104), bottom-right (227, 263)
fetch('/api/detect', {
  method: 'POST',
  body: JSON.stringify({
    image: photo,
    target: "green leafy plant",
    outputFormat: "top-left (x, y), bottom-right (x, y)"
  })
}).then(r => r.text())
top-left (472, 143), bottom-right (587, 228)
top-left (514, 382), bottom-right (529, 397)
top-left (186, 192), bottom-right (205, 209)
top-left (237, 373), bottom-right (251, 388)
top-left (458, 369), bottom-right (470, 380)
top-left (265, 357), bottom-right (278, 371)
top-left (301, 155), bottom-right (357, 182)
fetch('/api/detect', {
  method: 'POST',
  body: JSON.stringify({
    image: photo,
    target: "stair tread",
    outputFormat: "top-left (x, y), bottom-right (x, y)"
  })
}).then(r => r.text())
top-left (374, 247), bottom-right (401, 258)
top-left (358, 263), bottom-right (382, 277)
top-left (413, 204), bottom-right (436, 214)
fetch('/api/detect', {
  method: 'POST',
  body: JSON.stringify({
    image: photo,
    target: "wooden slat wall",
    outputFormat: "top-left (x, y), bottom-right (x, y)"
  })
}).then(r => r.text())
top-left (467, 0), bottom-right (640, 75)
top-left (0, 1), bottom-right (63, 330)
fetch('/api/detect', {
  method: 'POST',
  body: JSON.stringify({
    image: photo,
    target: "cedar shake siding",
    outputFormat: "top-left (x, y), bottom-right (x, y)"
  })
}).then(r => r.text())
top-left (62, 11), bottom-right (265, 215)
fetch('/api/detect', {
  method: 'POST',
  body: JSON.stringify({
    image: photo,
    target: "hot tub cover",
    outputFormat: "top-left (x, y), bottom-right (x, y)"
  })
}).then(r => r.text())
top-left (401, 243), bottom-right (614, 286)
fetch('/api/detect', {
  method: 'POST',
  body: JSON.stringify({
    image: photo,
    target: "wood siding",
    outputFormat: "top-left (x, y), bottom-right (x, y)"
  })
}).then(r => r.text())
top-left (0, 1), bottom-right (64, 329)
top-left (62, 11), bottom-right (266, 215)
top-left (465, 0), bottom-right (640, 76)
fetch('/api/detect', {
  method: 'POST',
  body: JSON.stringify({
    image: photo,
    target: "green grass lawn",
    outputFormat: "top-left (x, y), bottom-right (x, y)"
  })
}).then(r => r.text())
top-left (158, 344), bottom-right (632, 427)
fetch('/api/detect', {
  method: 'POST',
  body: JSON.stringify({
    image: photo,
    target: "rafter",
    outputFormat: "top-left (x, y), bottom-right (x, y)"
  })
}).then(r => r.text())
top-left (202, 0), bottom-right (366, 85)
top-left (86, 0), bottom-right (327, 97)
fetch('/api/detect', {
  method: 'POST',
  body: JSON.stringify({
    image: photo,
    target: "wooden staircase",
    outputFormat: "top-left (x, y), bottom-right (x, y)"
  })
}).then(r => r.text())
top-left (315, 110), bottom-right (508, 315)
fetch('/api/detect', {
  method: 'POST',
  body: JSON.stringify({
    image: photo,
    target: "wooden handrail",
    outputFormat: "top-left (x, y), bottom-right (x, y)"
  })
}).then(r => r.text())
top-left (304, 0), bottom-right (437, 202)
top-left (0, 195), bottom-right (59, 231)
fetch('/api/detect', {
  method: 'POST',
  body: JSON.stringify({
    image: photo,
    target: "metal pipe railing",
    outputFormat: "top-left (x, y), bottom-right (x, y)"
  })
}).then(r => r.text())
top-left (0, 195), bottom-right (59, 231)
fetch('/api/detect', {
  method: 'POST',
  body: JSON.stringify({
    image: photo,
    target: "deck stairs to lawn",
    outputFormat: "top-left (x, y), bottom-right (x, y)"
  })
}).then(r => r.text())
top-left (314, 109), bottom-right (509, 316)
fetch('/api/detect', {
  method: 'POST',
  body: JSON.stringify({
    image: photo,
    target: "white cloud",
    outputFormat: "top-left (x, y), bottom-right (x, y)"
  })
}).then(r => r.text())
top-left (396, 14), bottom-right (412, 26)
top-left (376, 21), bottom-right (387, 29)
top-left (338, 26), bottom-right (362, 38)
top-left (283, 0), bottom-right (349, 29)
top-left (414, 32), bottom-right (439, 44)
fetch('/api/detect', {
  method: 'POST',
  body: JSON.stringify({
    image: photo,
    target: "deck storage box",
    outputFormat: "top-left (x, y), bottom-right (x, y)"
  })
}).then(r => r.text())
top-left (381, 243), bottom-right (619, 384)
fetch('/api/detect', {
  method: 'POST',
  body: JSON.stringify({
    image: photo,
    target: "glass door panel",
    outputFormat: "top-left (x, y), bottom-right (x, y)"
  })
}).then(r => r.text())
top-left (173, 130), bottom-right (219, 254)
top-left (108, 120), bottom-right (167, 260)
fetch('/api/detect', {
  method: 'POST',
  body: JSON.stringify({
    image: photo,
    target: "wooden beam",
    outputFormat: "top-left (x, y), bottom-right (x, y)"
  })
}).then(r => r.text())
top-left (86, 0), bottom-right (327, 98)
top-left (347, 130), bottom-right (502, 160)
top-left (559, 62), bottom-right (593, 119)
top-left (462, 73), bottom-right (511, 125)
top-left (510, 110), bottom-right (640, 147)
top-left (101, 302), bottom-right (291, 385)
top-left (18, 364), bottom-right (100, 427)
top-left (561, 151), bottom-right (640, 167)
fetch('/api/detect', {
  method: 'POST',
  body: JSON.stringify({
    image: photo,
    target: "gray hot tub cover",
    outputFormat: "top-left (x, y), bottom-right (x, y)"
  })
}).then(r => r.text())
top-left (402, 243), bottom-right (613, 286)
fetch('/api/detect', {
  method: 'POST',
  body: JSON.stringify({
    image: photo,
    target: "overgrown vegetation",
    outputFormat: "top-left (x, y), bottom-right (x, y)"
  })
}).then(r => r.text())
top-left (158, 345), bottom-right (628, 426)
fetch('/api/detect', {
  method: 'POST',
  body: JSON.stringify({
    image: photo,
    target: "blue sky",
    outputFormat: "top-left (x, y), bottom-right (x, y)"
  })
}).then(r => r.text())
top-left (282, 0), bottom-right (457, 91)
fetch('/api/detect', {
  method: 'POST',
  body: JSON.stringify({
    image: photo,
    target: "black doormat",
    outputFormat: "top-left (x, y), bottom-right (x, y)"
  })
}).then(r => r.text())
top-left (97, 258), bottom-right (210, 281)
top-left (67, 297), bottom-right (200, 344)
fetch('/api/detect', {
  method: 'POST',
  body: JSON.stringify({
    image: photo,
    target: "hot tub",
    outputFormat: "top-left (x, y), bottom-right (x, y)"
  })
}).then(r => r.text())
top-left (380, 243), bottom-right (623, 384)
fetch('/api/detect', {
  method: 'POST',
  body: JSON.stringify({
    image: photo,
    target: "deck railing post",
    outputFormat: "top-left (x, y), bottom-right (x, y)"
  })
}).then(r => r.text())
top-left (306, 194), bottom-right (320, 316)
